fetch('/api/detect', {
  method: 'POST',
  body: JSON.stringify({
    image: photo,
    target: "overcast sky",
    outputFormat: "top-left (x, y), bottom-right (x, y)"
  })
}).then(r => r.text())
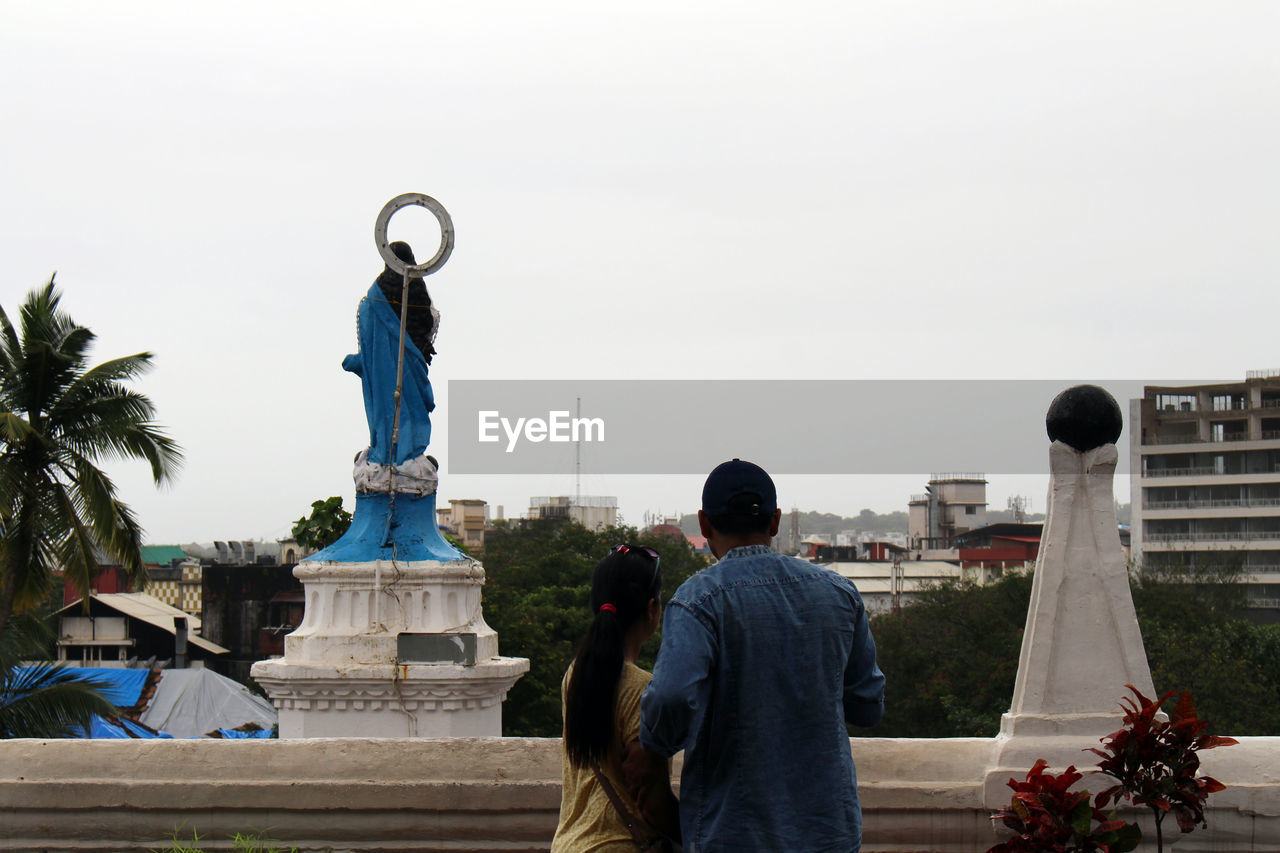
top-left (3, 2), bottom-right (1278, 543)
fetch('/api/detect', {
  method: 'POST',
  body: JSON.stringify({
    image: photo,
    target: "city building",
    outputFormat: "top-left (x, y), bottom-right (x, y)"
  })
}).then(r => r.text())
top-left (55, 592), bottom-right (228, 668)
top-left (818, 560), bottom-right (964, 615)
top-left (908, 473), bottom-right (988, 552)
top-left (201, 560), bottom-right (303, 686)
top-left (526, 495), bottom-right (617, 530)
top-left (277, 536), bottom-right (314, 565)
top-left (62, 562), bottom-right (132, 605)
top-left (1130, 370), bottom-right (1280, 616)
top-left (437, 498), bottom-right (490, 551)
top-left (954, 522), bottom-right (1043, 581)
top-left (140, 545), bottom-right (203, 616)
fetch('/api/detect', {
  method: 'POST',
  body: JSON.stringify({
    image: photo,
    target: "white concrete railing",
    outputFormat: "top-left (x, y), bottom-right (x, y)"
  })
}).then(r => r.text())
top-left (1, 735), bottom-right (1277, 852)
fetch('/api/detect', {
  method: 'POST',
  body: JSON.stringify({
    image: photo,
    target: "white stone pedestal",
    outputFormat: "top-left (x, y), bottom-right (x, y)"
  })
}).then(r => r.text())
top-left (985, 441), bottom-right (1157, 805)
top-left (252, 558), bottom-right (529, 738)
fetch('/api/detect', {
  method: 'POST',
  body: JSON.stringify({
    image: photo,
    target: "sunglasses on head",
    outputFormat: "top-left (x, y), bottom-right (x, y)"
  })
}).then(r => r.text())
top-left (611, 544), bottom-right (661, 589)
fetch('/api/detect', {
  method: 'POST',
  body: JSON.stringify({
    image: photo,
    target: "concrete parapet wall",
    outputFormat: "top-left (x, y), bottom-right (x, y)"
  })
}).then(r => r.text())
top-left (3, 736), bottom-right (1277, 852)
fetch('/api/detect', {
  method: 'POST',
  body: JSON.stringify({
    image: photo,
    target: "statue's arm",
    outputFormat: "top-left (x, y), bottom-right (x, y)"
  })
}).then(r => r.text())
top-left (342, 353), bottom-right (363, 376)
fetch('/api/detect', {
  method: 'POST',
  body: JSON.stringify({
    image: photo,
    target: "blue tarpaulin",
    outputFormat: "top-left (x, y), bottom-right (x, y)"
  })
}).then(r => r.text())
top-left (40, 667), bottom-right (151, 707)
top-left (76, 715), bottom-right (174, 739)
top-left (11, 667), bottom-right (169, 738)
top-left (11, 665), bottom-right (276, 738)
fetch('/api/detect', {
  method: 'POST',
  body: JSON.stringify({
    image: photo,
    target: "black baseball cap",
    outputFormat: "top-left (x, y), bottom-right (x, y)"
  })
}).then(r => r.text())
top-left (702, 459), bottom-right (778, 516)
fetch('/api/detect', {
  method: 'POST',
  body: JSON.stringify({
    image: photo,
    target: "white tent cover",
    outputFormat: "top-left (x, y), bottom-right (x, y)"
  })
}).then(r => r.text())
top-left (139, 668), bottom-right (277, 738)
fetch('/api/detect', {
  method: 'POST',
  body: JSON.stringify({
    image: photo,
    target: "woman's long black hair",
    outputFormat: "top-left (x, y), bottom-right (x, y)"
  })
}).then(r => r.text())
top-left (563, 545), bottom-right (662, 768)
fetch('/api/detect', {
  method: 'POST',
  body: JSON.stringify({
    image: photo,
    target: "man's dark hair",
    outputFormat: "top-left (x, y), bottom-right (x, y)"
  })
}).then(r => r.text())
top-left (706, 492), bottom-right (773, 537)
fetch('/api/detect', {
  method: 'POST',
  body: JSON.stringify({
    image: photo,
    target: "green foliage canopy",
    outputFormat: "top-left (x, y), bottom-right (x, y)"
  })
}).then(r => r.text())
top-left (867, 572), bottom-right (1032, 738)
top-left (291, 496), bottom-right (352, 552)
top-left (481, 519), bottom-right (707, 737)
top-left (867, 558), bottom-right (1280, 738)
top-left (1133, 561), bottom-right (1280, 735)
top-left (479, 517), bottom-right (1278, 739)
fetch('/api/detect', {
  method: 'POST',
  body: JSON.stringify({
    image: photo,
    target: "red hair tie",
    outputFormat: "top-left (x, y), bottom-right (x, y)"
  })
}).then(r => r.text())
top-left (599, 603), bottom-right (617, 614)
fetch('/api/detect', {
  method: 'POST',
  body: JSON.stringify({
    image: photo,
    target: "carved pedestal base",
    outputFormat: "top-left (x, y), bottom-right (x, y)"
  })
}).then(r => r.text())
top-left (251, 558), bottom-right (529, 738)
top-left (252, 660), bottom-right (528, 737)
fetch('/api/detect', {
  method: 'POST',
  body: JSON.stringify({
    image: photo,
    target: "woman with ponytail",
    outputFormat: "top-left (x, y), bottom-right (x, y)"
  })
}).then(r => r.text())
top-left (552, 545), bottom-right (680, 852)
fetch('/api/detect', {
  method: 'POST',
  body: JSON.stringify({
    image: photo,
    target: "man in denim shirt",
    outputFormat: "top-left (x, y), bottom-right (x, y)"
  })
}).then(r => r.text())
top-left (631, 459), bottom-right (885, 852)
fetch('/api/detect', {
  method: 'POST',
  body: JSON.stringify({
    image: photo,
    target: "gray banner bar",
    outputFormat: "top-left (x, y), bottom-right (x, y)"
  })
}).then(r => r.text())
top-left (446, 380), bottom-right (1165, 475)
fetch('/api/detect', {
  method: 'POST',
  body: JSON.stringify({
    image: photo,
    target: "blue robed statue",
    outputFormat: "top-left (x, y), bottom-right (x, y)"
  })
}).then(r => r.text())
top-left (310, 241), bottom-right (462, 562)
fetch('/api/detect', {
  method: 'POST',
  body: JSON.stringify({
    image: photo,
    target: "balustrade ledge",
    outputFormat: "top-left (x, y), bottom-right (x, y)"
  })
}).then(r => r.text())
top-left (0, 736), bottom-right (1277, 852)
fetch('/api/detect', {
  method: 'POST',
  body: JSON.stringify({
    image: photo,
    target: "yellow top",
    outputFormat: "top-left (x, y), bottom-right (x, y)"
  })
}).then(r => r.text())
top-left (551, 662), bottom-right (652, 853)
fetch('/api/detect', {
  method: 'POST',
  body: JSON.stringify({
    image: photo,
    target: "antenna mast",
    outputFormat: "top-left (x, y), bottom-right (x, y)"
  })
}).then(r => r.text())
top-left (575, 396), bottom-right (581, 503)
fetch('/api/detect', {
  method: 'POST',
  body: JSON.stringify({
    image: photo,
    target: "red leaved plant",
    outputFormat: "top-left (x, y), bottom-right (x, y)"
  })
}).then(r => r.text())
top-left (1089, 685), bottom-right (1237, 852)
top-left (989, 759), bottom-right (1141, 853)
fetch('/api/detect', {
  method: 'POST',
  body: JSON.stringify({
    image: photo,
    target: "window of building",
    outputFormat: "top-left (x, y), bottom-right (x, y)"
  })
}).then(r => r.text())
top-left (1211, 395), bottom-right (1244, 412)
top-left (1154, 394), bottom-right (1197, 411)
top-left (965, 505), bottom-right (976, 515)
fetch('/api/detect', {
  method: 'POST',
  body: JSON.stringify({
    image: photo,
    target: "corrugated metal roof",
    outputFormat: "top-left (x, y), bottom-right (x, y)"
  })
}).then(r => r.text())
top-left (57, 593), bottom-right (228, 655)
top-left (823, 560), bottom-right (962, 581)
top-left (141, 545), bottom-right (190, 565)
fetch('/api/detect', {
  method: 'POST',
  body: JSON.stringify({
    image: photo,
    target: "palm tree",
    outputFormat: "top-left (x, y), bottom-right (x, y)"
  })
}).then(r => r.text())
top-left (0, 277), bottom-right (182, 636)
top-left (0, 610), bottom-right (117, 737)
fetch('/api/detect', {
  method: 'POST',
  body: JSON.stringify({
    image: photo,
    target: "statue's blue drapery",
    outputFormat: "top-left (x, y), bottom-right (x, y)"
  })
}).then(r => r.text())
top-left (310, 279), bottom-right (461, 563)
top-left (341, 281), bottom-right (434, 466)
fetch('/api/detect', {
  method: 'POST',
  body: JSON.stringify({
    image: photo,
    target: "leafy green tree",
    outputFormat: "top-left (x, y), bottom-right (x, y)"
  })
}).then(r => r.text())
top-left (867, 572), bottom-right (1033, 738)
top-left (481, 520), bottom-right (707, 736)
top-left (1132, 559), bottom-right (1280, 734)
top-left (291, 496), bottom-right (352, 551)
top-left (0, 611), bottom-right (117, 737)
top-left (0, 278), bottom-right (182, 636)
top-left (868, 556), bottom-right (1280, 738)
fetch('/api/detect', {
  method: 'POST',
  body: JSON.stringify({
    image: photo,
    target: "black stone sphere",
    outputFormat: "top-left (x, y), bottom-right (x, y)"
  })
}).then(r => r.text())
top-left (1045, 385), bottom-right (1123, 451)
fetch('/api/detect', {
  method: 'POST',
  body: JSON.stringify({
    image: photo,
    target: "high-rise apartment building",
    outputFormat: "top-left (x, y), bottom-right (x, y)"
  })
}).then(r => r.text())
top-left (1129, 371), bottom-right (1280, 612)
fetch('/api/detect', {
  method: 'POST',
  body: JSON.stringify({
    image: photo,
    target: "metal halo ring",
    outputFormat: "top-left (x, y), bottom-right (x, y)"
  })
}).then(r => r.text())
top-left (374, 193), bottom-right (455, 277)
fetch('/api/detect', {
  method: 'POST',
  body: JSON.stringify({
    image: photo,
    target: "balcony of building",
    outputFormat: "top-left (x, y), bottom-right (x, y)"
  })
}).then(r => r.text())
top-left (1144, 512), bottom-right (1280, 542)
top-left (1139, 447), bottom-right (1280, 483)
top-left (1142, 483), bottom-right (1280, 519)
top-left (1144, 496), bottom-right (1280, 510)
top-left (1145, 530), bottom-right (1280, 544)
top-left (1142, 430), bottom-right (1280, 448)
top-left (1145, 380), bottom-right (1280, 418)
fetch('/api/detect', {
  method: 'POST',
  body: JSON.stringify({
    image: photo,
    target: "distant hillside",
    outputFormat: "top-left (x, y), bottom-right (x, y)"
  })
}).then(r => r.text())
top-left (984, 509), bottom-right (1047, 525)
top-left (679, 509), bottom-right (909, 538)
top-left (677, 502), bottom-right (1127, 536)
top-left (983, 502), bottom-right (1129, 526)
